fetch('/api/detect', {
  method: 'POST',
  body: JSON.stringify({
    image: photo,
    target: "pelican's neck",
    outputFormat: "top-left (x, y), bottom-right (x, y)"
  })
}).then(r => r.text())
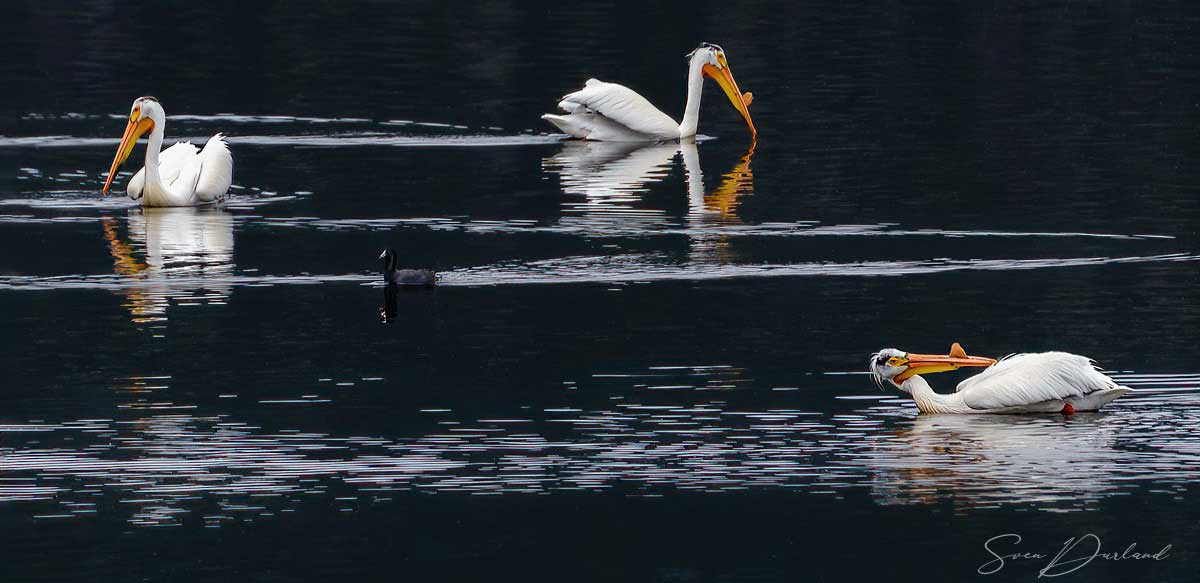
top-left (678, 56), bottom-right (706, 138)
top-left (900, 375), bottom-right (962, 414)
top-left (143, 112), bottom-right (166, 189)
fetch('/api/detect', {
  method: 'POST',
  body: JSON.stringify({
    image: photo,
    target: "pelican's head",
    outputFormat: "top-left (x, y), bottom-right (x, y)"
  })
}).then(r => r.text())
top-left (102, 96), bottom-right (164, 195)
top-left (689, 42), bottom-right (757, 139)
top-left (869, 343), bottom-right (997, 391)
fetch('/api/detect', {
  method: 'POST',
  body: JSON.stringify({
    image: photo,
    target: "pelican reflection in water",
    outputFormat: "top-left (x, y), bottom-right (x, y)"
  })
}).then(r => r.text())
top-left (545, 141), bottom-right (681, 231)
top-left (858, 413), bottom-right (1127, 508)
top-left (101, 207), bottom-right (234, 324)
top-left (681, 142), bottom-right (755, 264)
top-left (543, 140), bottom-right (754, 265)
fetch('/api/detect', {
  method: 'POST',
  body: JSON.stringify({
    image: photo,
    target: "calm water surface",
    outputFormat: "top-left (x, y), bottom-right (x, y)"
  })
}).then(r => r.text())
top-left (2, 1), bottom-right (1200, 581)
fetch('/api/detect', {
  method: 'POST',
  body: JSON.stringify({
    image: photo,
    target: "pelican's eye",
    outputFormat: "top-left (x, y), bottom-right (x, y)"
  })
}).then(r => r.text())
top-left (716, 53), bottom-right (728, 68)
top-left (887, 357), bottom-right (906, 367)
top-left (130, 106), bottom-right (139, 122)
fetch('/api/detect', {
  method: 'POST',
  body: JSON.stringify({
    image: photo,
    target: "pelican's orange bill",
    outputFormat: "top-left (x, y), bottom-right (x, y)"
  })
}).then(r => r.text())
top-left (702, 56), bottom-right (756, 139)
top-left (102, 115), bottom-right (155, 195)
top-left (893, 342), bottom-right (997, 382)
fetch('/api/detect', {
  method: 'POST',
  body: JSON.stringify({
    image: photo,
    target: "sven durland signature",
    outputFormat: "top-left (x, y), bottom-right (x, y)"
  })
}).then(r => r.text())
top-left (978, 533), bottom-right (1171, 577)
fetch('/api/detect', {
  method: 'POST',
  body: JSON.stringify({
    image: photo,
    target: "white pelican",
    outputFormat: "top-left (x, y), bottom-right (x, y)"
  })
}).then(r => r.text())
top-left (102, 96), bottom-right (233, 207)
top-left (542, 42), bottom-right (756, 142)
top-left (869, 343), bottom-right (1131, 415)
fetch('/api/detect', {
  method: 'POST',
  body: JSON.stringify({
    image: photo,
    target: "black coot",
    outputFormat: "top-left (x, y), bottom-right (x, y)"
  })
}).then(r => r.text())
top-left (378, 248), bottom-right (436, 287)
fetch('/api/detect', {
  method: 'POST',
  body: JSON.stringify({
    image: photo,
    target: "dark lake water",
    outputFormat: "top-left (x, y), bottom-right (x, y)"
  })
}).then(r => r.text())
top-left (3, 1), bottom-right (1200, 581)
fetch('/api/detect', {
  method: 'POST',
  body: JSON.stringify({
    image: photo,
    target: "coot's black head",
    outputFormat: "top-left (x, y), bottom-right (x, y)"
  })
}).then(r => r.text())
top-left (378, 248), bottom-right (397, 272)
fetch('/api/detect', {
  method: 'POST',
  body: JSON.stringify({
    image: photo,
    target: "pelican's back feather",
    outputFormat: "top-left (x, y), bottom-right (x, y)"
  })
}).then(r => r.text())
top-left (193, 133), bottom-right (233, 202)
top-left (956, 352), bottom-right (1126, 410)
top-left (554, 79), bottom-right (680, 140)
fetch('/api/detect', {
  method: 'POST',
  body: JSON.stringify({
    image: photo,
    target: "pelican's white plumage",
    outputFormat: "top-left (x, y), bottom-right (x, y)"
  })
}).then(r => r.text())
top-left (955, 352), bottom-right (1128, 410)
top-left (546, 79), bottom-right (682, 141)
top-left (542, 43), bottom-right (756, 142)
top-left (103, 97), bottom-right (232, 207)
top-left (869, 345), bottom-right (1131, 415)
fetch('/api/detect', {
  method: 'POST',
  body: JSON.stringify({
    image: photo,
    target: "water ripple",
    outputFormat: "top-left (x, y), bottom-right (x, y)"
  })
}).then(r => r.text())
top-left (0, 133), bottom-right (565, 148)
top-left (1, 253), bottom-right (1196, 292)
top-left (245, 215), bottom-right (1173, 240)
top-left (4, 371), bottom-right (1198, 525)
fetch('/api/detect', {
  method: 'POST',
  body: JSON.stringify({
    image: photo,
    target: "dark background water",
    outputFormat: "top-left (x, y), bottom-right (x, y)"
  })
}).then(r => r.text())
top-left (2, 1), bottom-right (1200, 581)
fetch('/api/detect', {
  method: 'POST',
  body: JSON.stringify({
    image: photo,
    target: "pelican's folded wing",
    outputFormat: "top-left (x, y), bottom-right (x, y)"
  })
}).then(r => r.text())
top-left (556, 79), bottom-right (680, 139)
top-left (190, 133), bottom-right (233, 203)
top-left (956, 352), bottom-right (1122, 409)
top-left (127, 141), bottom-right (198, 199)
